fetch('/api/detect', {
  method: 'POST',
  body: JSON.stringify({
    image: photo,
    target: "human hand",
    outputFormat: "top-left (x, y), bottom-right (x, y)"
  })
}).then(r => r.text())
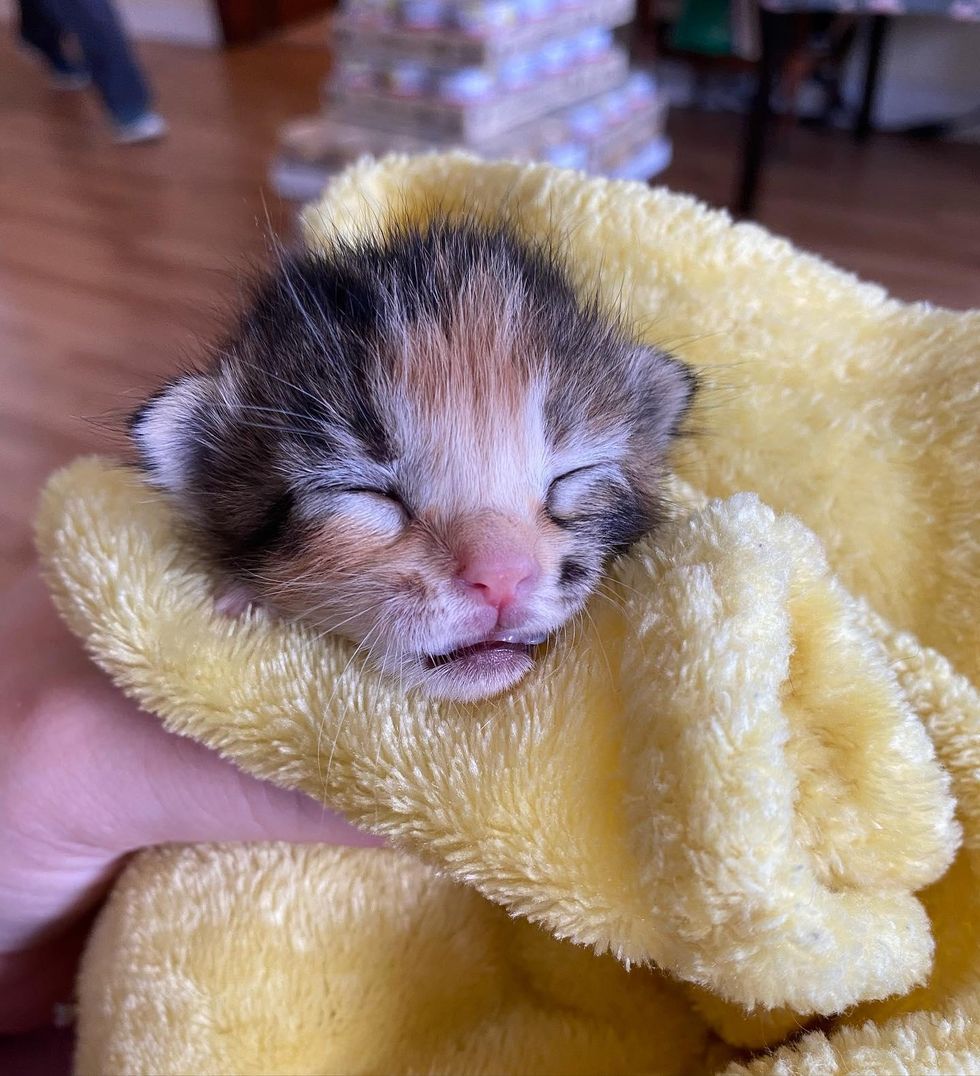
top-left (0, 568), bottom-right (381, 1043)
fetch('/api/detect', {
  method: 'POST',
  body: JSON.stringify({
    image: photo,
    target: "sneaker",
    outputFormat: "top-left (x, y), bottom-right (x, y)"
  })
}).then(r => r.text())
top-left (113, 112), bottom-right (168, 144)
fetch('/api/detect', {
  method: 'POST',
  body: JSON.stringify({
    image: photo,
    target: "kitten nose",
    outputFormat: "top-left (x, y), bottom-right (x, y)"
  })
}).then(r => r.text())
top-left (459, 549), bottom-right (539, 611)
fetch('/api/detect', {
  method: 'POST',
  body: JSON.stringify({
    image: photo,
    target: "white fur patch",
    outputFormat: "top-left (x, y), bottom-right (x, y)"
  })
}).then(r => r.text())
top-left (132, 375), bottom-right (209, 494)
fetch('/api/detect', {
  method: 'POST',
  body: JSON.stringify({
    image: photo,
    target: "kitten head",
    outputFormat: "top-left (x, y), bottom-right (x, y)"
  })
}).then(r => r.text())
top-left (132, 222), bottom-right (695, 701)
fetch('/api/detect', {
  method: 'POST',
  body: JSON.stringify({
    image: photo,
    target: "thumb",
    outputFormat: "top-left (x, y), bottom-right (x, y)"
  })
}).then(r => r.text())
top-left (81, 692), bottom-right (385, 849)
top-left (134, 721), bottom-right (384, 848)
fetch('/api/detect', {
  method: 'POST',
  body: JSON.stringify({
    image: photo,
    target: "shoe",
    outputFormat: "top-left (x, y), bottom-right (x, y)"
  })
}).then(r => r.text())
top-left (113, 112), bottom-right (168, 144)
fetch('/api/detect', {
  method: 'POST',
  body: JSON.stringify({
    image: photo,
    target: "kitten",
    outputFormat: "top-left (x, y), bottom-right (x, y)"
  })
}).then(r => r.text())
top-left (131, 220), bottom-right (696, 702)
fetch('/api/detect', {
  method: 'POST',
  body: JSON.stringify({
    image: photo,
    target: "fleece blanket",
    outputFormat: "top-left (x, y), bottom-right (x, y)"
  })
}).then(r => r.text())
top-left (35, 154), bottom-right (979, 1074)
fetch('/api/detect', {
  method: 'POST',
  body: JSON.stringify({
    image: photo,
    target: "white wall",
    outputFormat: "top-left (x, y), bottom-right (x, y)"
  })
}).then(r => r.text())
top-left (118, 0), bottom-right (220, 46)
top-left (846, 17), bottom-right (980, 137)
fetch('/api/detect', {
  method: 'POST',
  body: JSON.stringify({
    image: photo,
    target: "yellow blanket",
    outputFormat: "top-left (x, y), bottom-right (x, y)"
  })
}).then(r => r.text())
top-left (35, 154), bottom-right (980, 1074)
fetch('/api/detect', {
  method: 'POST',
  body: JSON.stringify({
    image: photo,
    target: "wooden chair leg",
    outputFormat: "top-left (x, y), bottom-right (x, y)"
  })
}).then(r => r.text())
top-left (855, 15), bottom-right (889, 141)
top-left (734, 10), bottom-right (793, 219)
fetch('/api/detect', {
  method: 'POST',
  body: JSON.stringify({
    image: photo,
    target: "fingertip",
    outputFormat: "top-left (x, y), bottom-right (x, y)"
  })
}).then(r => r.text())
top-left (279, 785), bottom-right (388, 849)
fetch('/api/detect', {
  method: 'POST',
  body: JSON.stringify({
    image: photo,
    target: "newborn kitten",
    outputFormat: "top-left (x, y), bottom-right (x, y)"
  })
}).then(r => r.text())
top-left (131, 221), bottom-right (695, 702)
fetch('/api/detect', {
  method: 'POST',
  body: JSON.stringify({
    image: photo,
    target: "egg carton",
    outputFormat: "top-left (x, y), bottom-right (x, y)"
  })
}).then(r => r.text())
top-left (332, 27), bottom-right (618, 99)
top-left (329, 48), bottom-right (628, 141)
top-left (273, 76), bottom-right (666, 192)
top-left (333, 0), bottom-right (635, 69)
top-left (478, 76), bottom-right (666, 169)
top-left (270, 130), bottom-right (671, 203)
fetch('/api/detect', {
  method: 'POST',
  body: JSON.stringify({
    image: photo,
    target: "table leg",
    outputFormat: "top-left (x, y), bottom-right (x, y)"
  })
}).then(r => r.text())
top-left (855, 15), bottom-right (889, 141)
top-left (734, 10), bottom-right (794, 218)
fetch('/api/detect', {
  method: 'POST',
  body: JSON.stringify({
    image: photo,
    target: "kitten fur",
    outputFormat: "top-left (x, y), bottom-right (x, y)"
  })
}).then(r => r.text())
top-left (131, 220), bottom-right (696, 701)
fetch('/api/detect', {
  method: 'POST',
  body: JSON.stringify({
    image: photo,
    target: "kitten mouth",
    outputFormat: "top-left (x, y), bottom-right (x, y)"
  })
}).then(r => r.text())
top-left (424, 631), bottom-right (549, 670)
top-left (425, 639), bottom-right (533, 670)
top-left (421, 633), bottom-right (548, 701)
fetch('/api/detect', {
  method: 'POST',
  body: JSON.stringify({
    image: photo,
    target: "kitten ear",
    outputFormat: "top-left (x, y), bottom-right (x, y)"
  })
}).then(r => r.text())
top-left (129, 373), bottom-right (211, 494)
top-left (635, 348), bottom-right (698, 449)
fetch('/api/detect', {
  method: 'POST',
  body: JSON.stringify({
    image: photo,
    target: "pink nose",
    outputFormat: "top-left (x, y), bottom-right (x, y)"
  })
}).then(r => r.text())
top-left (459, 548), bottom-right (539, 611)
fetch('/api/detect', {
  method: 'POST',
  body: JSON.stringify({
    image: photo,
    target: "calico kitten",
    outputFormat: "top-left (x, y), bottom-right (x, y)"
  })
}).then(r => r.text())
top-left (132, 220), bottom-right (695, 701)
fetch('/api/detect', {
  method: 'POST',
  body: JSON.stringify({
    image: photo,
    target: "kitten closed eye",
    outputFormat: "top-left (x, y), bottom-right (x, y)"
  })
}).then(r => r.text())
top-left (331, 488), bottom-right (410, 534)
top-left (546, 464), bottom-right (624, 524)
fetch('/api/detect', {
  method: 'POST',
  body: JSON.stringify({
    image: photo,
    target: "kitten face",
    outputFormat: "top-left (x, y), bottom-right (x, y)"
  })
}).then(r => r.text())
top-left (132, 223), bottom-right (695, 701)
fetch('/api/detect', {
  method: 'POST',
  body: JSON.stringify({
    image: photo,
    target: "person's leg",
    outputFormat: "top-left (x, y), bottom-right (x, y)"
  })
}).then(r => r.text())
top-left (37, 0), bottom-right (155, 126)
top-left (16, 0), bottom-right (86, 78)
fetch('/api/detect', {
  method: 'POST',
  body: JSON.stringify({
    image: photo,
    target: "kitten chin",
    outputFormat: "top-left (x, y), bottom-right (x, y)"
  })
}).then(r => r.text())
top-left (132, 220), bottom-right (697, 702)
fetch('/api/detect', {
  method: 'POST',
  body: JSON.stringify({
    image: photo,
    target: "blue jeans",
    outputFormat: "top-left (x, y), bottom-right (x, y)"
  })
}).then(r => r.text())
top-left (18, 0), bottom-right (152, 124)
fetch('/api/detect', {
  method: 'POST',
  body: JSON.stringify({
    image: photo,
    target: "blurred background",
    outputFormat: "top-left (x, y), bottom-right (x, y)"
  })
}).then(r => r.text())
top-left (1, 0), bottom-right (978, 591)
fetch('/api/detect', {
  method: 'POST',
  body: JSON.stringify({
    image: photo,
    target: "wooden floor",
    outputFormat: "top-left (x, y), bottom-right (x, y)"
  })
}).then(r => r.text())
top-left (1, 32), bottom-right (978, 588)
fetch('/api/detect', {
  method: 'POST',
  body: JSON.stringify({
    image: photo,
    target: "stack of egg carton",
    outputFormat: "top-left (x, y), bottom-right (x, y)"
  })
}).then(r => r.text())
top-left (271, 0), bottom-right (670, 201)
